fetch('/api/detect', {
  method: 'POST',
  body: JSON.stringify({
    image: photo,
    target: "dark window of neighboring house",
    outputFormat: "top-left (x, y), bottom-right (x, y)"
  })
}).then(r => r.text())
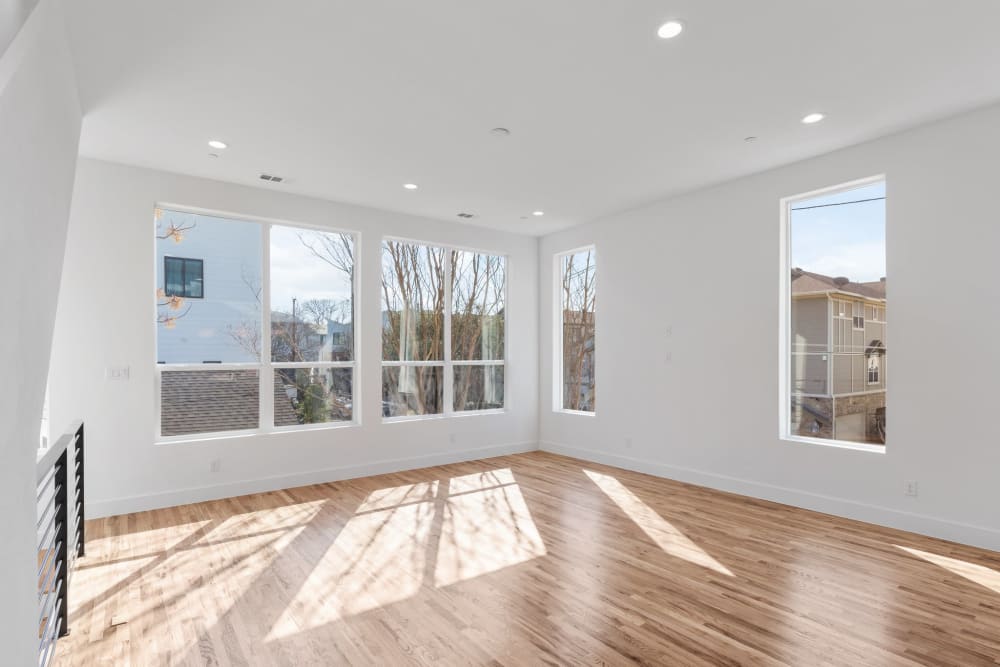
top-left (164, 257), bottom-right (204, 298)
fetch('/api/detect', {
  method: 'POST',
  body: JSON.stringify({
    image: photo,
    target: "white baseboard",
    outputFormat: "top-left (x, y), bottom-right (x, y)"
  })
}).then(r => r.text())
top-left (88, 441), bottom-right (539, 518)
top-left (540, 441), bottom-right (1000, 553)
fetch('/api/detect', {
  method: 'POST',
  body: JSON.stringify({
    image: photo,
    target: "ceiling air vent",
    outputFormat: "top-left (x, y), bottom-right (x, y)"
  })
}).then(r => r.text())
top-left (456, 212), bottom-right (475, 219)
top-left (259, 173), bottom-right (284, 183)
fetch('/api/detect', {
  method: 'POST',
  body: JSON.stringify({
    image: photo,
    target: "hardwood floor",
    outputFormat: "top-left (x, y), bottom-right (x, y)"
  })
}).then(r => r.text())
top-left (55, 451), bottom-right (1000, 666)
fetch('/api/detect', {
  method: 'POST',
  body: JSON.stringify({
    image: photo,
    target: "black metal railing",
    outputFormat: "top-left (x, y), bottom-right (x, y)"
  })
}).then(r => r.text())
top-left (36, 421), bottom-right (85, 667)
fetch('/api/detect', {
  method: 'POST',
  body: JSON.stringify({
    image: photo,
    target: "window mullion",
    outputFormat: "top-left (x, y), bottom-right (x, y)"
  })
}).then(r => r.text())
top-left (443, 247), bottom-right (453, 415)
top-left (260, 223), bottom-right (274, 430)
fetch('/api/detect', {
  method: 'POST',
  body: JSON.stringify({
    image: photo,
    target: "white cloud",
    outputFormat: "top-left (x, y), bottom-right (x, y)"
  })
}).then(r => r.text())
top-left (796, 241), bottom-right (886, 282)
top-left (269, 230), bottom-right (352, 311)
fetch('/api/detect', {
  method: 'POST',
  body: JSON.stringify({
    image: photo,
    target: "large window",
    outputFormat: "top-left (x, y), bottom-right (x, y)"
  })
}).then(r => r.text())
top-left (556, 247), bottom-right (596, 413)
top-left (155, 207), bottom-right (356, 438)
top-left (784, 177), bottom-right (886, 448)
top-left (381, 240), bottom-right (505, 419)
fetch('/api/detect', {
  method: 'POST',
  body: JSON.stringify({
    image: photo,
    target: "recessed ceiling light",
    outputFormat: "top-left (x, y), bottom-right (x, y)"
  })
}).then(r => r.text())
top-left (801, 113), bottom-right (825, 124)
top-left (491, 127), bottom-right (511, 137)
top-left (532, 211), bottom-right (545, 217)
top-left (744, 136), bottom-right (757, 143)
top-left (208, 140), bottom-right (228, 149)
top-left (403, 183), bottom-right (419, 190)
top-left (657, 20), bottom-right (684, 39)
top-left (208, 153), bottom-right (219, 158)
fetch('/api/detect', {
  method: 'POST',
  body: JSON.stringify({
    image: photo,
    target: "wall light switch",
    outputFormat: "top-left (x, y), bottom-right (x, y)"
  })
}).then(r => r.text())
top-left (106, 366), bottom-right (130, 380)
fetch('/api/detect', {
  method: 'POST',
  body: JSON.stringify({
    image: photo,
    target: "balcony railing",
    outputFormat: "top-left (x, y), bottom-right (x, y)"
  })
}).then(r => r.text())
top-left (36, 421), bottom-right (85, 667)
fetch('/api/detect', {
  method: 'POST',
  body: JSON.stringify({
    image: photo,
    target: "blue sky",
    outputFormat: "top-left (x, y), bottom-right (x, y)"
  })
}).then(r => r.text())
top-left (790, 181), bottom-right (886, 282)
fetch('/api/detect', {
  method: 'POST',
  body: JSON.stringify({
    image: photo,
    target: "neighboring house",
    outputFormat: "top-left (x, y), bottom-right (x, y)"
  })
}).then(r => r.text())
top-left (156, 210), bottom-right (263, 364)
top-left (790, 269), bottom-right (886, 443)
top-left (270, 310), bottom-right (326, 360)
top-left (318, 319), bottom-right (352, 361)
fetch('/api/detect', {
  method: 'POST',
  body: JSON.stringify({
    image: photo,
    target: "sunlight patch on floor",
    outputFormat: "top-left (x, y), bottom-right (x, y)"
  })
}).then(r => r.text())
top-left (435, 476), bottom-right (546, 587)
top-left (267, 469), bottom-right (547, 640)
top-left (266, 494), bottom-right (436, 639)
top-left (357, 480), bottom-right (439, 512)
top-left (897, 545), bottom-right (1000, 594)
top-left (448, 468), bottom-right (517, 494)
top-left (69, 501), bottom-right (327, 666)
top-left (584, 470), bottom-right (733, 576)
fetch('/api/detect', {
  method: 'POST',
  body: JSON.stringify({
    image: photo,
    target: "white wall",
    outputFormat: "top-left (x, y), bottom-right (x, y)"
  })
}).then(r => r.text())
top-left (50, 159), bottom-right (539, 517)
top-left (0, 0), bottom-right (38, 57)
top-left (0, 0), bottom-right (80, 662)
top-left (539, 102), bottom-right (1000, 551)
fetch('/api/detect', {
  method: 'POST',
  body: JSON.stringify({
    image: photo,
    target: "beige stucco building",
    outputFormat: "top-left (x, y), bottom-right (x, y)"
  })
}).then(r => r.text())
top-left (790, 269), bottom-right (886, 444)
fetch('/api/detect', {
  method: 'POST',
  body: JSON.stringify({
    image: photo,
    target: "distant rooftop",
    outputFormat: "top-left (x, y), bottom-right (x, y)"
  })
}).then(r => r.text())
top-left (791, 269), bottom-right (886, 300)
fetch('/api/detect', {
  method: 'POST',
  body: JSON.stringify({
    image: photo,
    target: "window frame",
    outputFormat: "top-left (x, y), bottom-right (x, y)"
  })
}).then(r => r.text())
top-left (154, 203), bottom-right (361, 443)
top-left (867, 353), bottom-right (881, 385)
top-left (779, 175), bottom-right (885, 454)
top-left (380, 236), bottom-right (508, 422)
top-left (163, 256), bottom-right (205, 299)
top-left (553, 244), bottom-right (597, 417)
top-left (852, 301), bottom-right (865, 330)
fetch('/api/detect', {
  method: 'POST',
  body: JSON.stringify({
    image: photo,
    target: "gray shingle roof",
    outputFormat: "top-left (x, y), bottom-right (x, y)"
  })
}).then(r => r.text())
top-left (791, 269), bottom-right (886, 300)
top-left (161, 369), bottom-right (299, 436)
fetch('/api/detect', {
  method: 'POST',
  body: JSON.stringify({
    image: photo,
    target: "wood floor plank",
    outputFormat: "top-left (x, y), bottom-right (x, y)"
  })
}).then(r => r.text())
top-left (55, 451), bottom-right (1000, 666)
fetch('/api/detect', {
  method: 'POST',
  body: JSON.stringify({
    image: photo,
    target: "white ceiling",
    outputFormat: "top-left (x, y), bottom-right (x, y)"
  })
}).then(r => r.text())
top-left (66, 1), bottom-right (1000, 236)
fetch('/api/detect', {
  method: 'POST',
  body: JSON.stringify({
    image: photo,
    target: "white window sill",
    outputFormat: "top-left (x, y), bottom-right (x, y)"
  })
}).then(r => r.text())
top-left (553, 409), bottom-right (596, 417)
top-left (781, 434), bottom-right (885, 454)
top-left (382, 408), bottom-right (506, 424)
top-left (156, 420), bottom-right (360, 445)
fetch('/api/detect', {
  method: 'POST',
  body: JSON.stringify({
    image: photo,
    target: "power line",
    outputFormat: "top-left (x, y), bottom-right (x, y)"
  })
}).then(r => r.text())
top-left (791, 196), bottom-right (885, 211)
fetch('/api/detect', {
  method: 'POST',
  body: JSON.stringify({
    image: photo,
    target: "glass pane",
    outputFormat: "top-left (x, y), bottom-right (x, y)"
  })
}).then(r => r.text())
top-left (156, 208), bottom-right (262, 363)
top-left (185, 260), bottom-right (204, 298)
top-left (161, 369), bottom-right (259, 436)
top-left (451, 251), bottom-right (505, 360)
top-left (382, 366), bottom-right (444, 417)
top-left (164, 257), bottom-right (184, 296)
top-left (789, 180), bottom-right (886, 446)
top-left (270, 225), bottom-right (355, 363)
top-left (381, 241), bottom-right (445, 361)
top-left (454, 365), bottom-right (504, 411)
top-left (561, 249), bottom-right (596, 412)
top-left (273, 367), bottom-right (353, 426)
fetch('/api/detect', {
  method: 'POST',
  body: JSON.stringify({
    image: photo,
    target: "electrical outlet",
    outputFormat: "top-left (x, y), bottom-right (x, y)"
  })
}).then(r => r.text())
top-left (664, 351), bottom-right (672, 364)
top-left (449, 433), bottom-right (457, 444)
top-left (210, 459), bottom-right (222, 473)
top-left (106, 366), bottom-right (130, 381)
top-left (624, 437), bottom-right (633, 449)
top-left (904, 480), bottom-right (919, 497)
